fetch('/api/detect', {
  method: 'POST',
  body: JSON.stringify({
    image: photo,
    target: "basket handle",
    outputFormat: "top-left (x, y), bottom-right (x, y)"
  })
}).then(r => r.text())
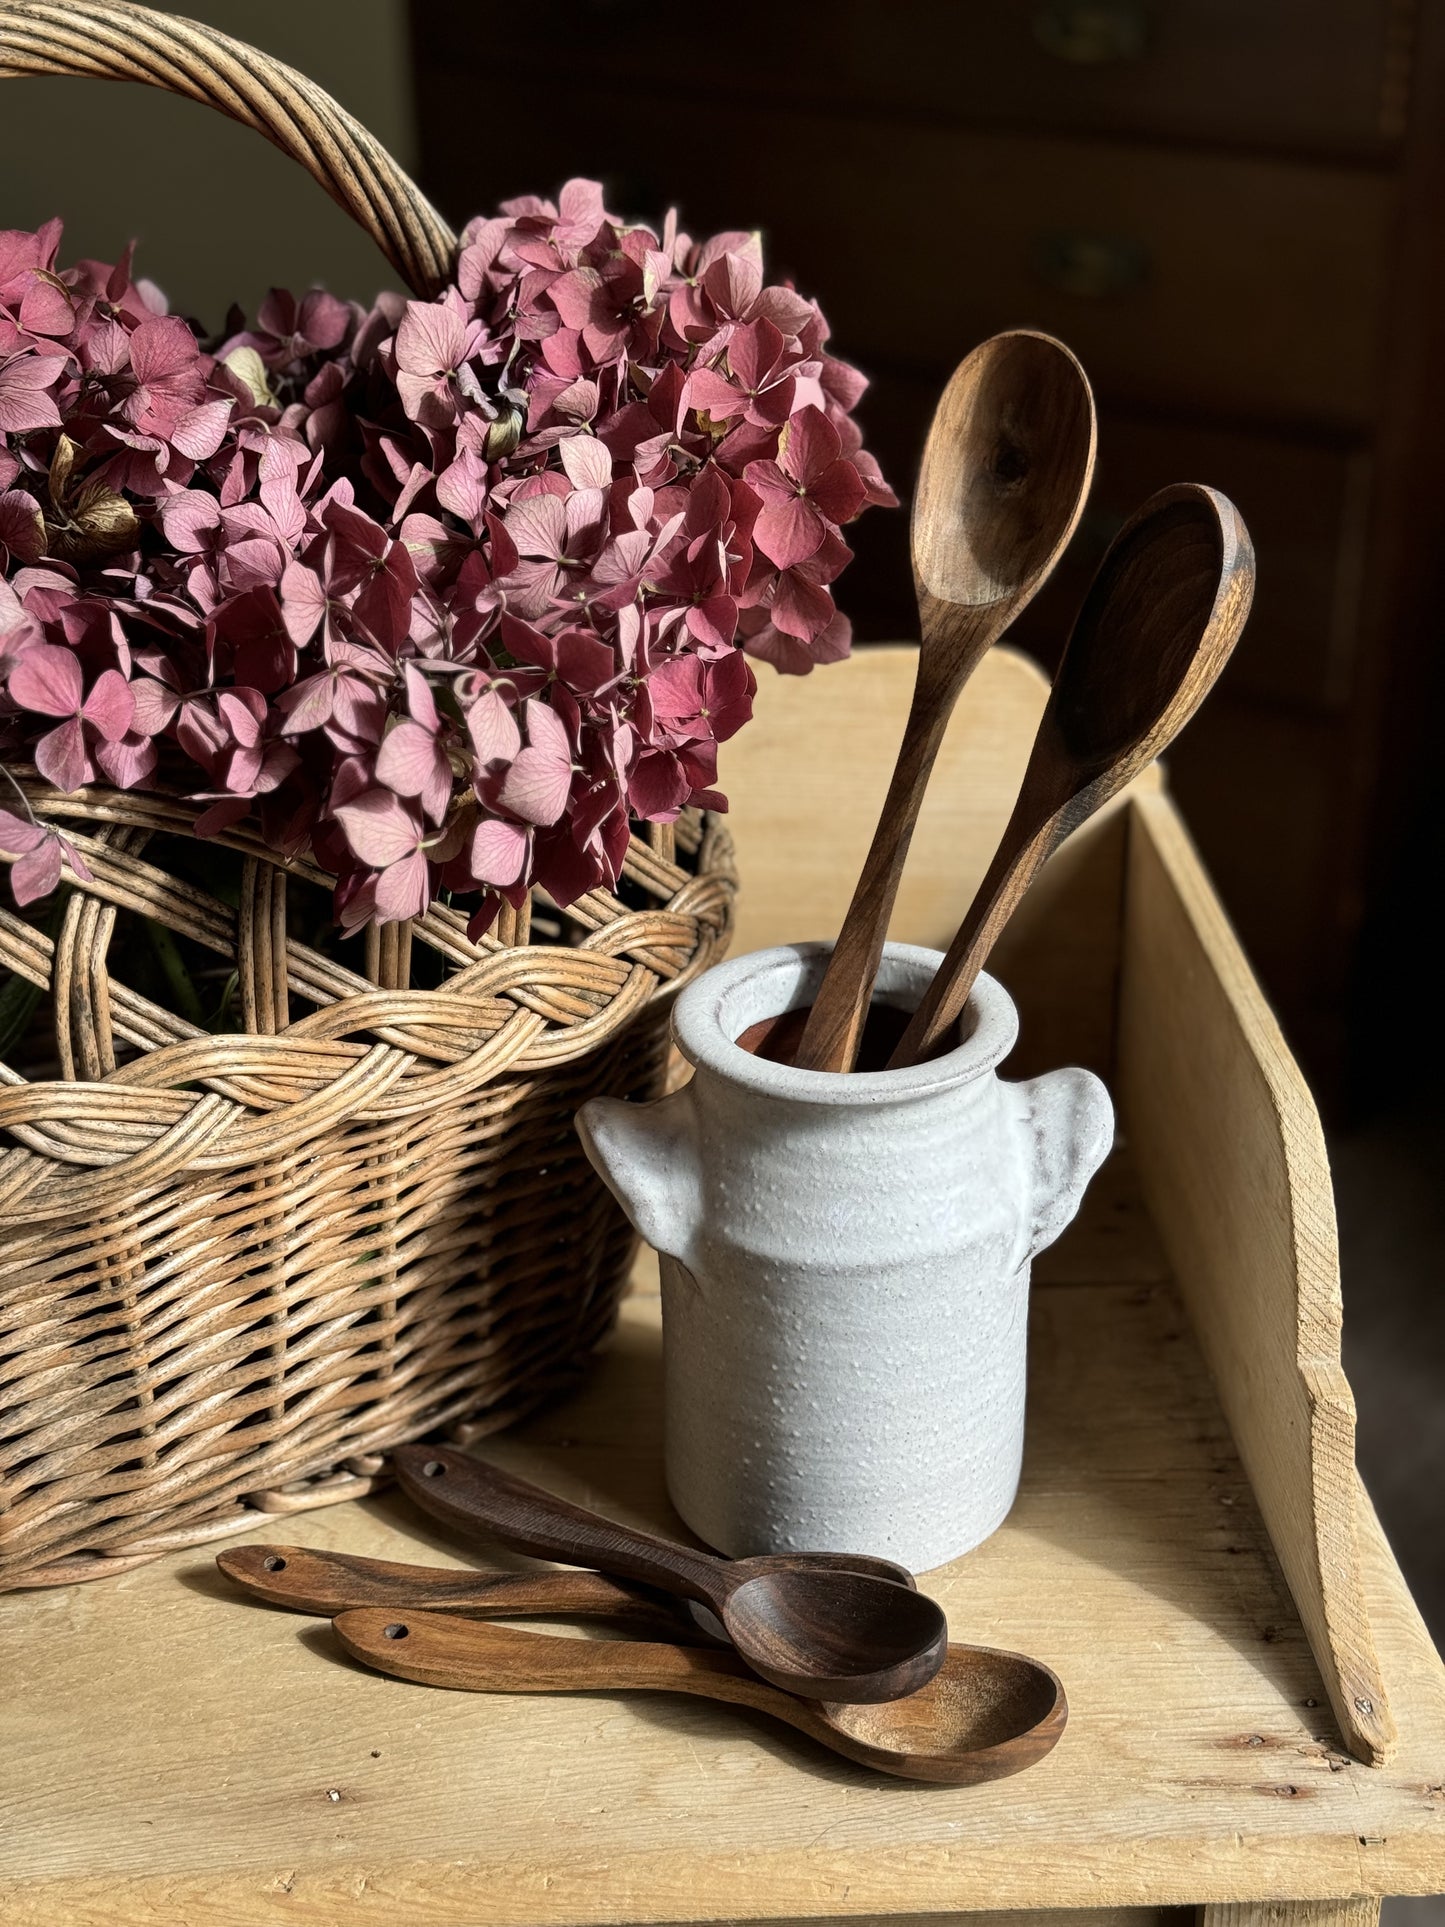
top-left (0, 0), bottom-right (457, 297)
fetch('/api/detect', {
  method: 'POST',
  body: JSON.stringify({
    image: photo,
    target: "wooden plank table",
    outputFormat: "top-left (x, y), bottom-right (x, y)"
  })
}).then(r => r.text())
top-left (3, 650), bottom-right (1443, 1925)
top-left (2, 1183), bottom-right (1443, 1926)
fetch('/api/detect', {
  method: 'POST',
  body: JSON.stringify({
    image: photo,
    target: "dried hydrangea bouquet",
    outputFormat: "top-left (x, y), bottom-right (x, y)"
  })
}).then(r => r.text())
top-left (1, 180), bottom-right (893, 933)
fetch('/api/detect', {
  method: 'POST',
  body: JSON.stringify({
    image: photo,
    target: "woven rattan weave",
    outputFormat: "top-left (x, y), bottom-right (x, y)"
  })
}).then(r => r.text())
top-left (0, 3), bottom-right (739, 1587)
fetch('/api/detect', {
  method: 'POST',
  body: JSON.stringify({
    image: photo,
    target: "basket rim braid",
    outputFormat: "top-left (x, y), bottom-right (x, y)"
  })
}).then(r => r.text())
top-left (0, 784), bottom-right (736, 1231)
top-left (0, 2), bottom-right (739, 1588)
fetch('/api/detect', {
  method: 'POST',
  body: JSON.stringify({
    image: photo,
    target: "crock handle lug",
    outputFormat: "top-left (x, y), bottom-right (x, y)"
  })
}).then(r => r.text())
top-left (1012, 1067), bottom-right (1115, 1263)
top-left (575, 1087), bottom-right (702, 1266)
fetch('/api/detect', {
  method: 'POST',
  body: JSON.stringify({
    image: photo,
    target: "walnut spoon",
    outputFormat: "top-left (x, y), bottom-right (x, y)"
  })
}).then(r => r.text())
top-left (890, 482), bottom-right (1255, 1068)
top-left (216, 1541), bottom-right (914, 1646)
top-left (334, 1608), bottom-right (1067, 1786)
top-left (792, 330), bottom-right (1096, 1074)
top-left (393, 1443), bottom-right (947, 1703)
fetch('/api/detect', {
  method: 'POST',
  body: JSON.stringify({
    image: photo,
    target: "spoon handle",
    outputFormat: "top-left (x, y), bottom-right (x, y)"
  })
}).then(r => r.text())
top-left (888, 808), bottom-right (1057, 1069)
top-left (793, 649), bottom-right (977, 1074)
top-left (333, 1606), bottom-right (830, 1737)
top-left (215, 1543), bottom-right (698, 1636)
top-left (392, 1445), bottom-right (727, 1606)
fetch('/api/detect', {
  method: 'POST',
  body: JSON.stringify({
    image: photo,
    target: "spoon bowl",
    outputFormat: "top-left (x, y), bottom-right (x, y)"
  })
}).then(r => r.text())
top-left (332, 1608), bottom-right (1067, 1787)
top-left (822, 1643), bottom-right (1065, 1778)
top-left (914, 328), bottom-right (1097, 613)
top-left (723, 1565), bottom-right (950, 1701)
top-left (1049, 485), bottom-right (1242, 771)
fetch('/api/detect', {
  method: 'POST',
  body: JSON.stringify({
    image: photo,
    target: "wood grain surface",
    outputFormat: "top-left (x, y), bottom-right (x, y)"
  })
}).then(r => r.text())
top-left (3, 1272), bottom-right (1444, 1923)
top-left (1119, 790), bottom-right (1395, 1766)
top-left (216, 1540), bottom-right (912, 1628)
top-left (216, 1543), bottom-right (710, 1638)
top-left (1203, 1904), bottom-right (1382, 1927)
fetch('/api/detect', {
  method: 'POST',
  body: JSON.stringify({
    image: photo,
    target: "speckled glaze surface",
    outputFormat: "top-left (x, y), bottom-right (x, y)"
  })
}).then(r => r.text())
top-left (576, 942), bottom-right (1113, 1573)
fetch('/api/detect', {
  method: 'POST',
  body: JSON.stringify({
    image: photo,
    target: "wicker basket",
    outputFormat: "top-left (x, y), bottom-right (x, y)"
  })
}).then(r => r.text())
top-left (0, 3), bottom-right (738, 1589)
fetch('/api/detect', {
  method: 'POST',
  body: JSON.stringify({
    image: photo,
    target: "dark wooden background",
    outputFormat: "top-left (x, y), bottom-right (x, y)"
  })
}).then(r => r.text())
top-left (408, 0), bottom-right (1445, 1110)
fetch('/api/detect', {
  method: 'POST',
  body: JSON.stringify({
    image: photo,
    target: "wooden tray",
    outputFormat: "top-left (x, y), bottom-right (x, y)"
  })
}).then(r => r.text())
top-left (731, 644), bottom-right (1392, 1768)
top-left (2, 647), bottom-right (1442, 1927)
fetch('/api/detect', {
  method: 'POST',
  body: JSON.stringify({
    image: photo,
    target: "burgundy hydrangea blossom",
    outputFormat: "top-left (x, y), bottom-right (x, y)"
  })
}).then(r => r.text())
top-left (0, 188), bottom-right (894, 935)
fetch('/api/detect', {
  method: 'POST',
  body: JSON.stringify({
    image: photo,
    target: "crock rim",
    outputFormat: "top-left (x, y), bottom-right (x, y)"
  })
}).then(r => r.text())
top-left (671, 941), bottom-right (1019, 1105)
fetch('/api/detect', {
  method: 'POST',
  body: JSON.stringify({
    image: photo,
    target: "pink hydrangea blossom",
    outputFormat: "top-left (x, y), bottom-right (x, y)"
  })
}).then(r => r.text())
top-left (0, 801), bottom-right (92, 904)
top-left (1, 194), bottom-right (895, 929)
top-left (7, 641), bottom-right (135, 790)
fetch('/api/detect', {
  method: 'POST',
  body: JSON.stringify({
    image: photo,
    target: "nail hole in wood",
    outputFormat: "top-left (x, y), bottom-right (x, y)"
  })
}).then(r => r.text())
top-left (422, 1460), bottom-right (445, 1477)
top-left (263, 1555), bottom-right (286, 1571)
top-left (384, 1623), bottom-right (409, 1640)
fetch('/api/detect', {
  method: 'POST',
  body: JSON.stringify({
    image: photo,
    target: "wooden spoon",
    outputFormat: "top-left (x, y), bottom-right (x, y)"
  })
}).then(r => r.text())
top-left (333, 1608), bottom-right (1067, 1787)
top-left (217, 1544), bottom-right (704, 1638)
top-left (792, 330), bottom-right (1096, 1074)
top-left (890, 482), bottom-right (1255, 1069)
top-left (392, 1443), bottom-right (947, 1704)
top-left (216, 1542), bottom-right (915, 1647)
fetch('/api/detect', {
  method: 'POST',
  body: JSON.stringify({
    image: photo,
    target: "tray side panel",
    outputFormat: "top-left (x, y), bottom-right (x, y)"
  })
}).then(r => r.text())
top-left (1117, 789), bottom-right (1394, 1766)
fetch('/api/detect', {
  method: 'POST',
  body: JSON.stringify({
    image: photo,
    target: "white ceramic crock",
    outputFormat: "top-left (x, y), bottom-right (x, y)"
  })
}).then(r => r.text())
top-left (576, 941), bottom-right (1113, 1573)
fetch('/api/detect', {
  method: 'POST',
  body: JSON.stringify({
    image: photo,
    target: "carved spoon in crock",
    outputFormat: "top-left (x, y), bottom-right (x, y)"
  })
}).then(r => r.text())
top-left (889, 482), bottom-right (1255, 1068)
top-left (792, 329), bottom-right (1097, 1074)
